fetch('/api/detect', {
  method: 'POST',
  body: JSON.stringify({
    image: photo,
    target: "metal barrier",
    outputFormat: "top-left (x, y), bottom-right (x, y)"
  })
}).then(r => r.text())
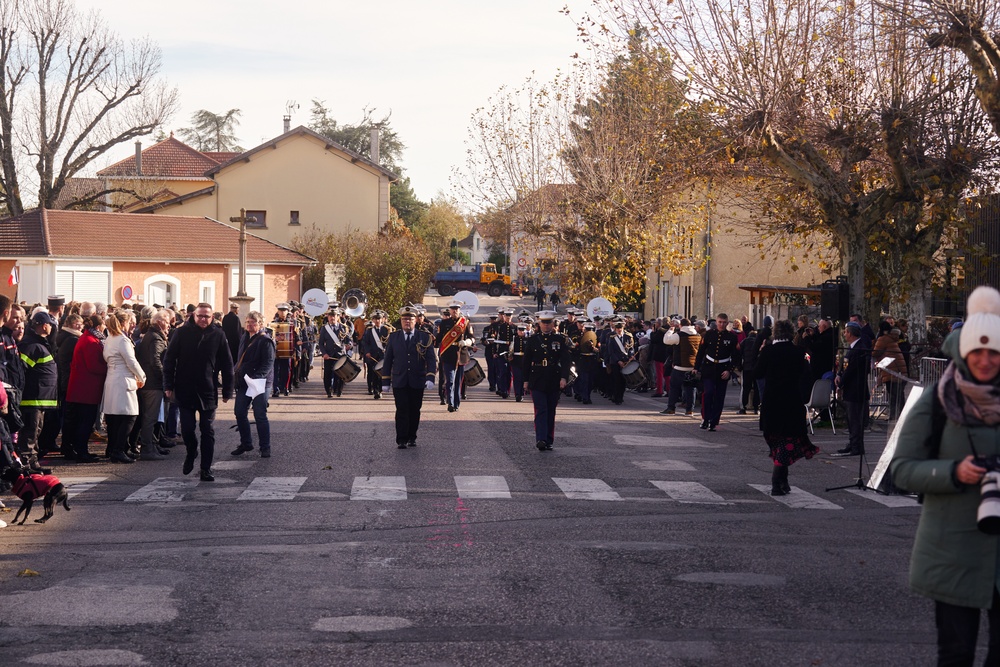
top-left (919, 357), bottom-right (949, 387)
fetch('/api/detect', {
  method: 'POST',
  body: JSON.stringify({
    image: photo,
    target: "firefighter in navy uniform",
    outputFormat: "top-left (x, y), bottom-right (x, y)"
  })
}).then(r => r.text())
top-left (361, 310), bottom-right (392, 399)
top-left (522, 310), bottom-right (571, 451)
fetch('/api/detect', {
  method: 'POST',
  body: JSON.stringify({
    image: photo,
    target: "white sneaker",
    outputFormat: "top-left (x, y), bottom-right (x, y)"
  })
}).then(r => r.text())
top-left (0, 519), bottom-right (6, 528)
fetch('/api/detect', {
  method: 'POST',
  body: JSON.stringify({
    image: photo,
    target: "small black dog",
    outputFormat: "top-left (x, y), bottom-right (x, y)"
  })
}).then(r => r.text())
top-left (1, 466), bottom-right (70, 525)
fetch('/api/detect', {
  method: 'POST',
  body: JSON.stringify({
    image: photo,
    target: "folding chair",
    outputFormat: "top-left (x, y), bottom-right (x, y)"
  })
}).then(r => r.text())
top-left (806, 378), bottom-right (836, 435)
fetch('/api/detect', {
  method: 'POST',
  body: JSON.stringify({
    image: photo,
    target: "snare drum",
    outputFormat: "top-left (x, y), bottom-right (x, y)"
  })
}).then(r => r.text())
top-left (622, 360), bottom-right (647, 390)
top-left (273, 322), bottom-right (294, 359)
top-left (333, 355), bottom-right (361, 382)
top-left (566, 364), bottom-right (578, 388)
top-left (463, 358), bottom-right (485, 387)
top-left (373, 359), bottom-right (385, 379)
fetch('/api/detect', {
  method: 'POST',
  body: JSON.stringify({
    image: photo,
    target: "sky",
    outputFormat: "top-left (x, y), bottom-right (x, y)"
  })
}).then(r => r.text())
top-left (77, 0), bottom-right (589, 204)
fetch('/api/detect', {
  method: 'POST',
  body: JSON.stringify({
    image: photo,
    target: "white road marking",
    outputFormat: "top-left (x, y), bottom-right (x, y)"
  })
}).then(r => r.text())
top-left (651, 481), bottom-right (730, 503)
top-left (632, 460), bottom-right (697, 471)
top-left (614, 435), bottom-right (726, 449)
top-left (125, 477), bottom-right (201, 503)
top-left (845, 489), bottom-right (920, 507)
top-left (455, 476), bottom-right (511, 499)
top-left (749, 484), bottom-right (843, 510)
top-left (552, 478), bottom-right (623, 501)
top-left (237, 477), bottom-right (307, 501)
top-left (350, 476), bottom-right (407, 501)
top-left (58, 477), bottom-right (108, 499)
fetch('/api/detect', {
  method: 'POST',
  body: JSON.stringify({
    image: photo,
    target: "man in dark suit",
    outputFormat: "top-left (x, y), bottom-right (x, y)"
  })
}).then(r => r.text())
top-left (382, 306), bottom-right (437, 449)
top-left (834, 322), bottom-right (870, 456)
top-left (222, 303), bottom-right (242, 365)
top-left (163, 303), bottom-right (234, 481)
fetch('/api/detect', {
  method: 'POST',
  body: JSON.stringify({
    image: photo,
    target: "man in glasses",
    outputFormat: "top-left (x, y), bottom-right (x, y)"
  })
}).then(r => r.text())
top-left (163, 302), bottom-right (234, 481)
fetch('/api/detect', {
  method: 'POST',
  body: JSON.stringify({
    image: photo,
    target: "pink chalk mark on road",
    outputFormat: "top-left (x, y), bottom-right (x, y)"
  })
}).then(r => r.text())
top-left (425, 498), bottom-right (474, 548)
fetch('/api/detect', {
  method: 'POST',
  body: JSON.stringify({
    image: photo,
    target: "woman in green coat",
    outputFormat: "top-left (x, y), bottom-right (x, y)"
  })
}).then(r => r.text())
top-left (891, 285), bottom-right (1000, 667)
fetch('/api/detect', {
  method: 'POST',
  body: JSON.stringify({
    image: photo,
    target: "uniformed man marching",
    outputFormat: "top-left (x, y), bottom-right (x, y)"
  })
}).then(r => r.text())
top-left (694, 312), bottom-right (741, 431)
top-left (382, 306), bottom-right (437, 449)
top-left (522, 310), bottom-right (571, 451)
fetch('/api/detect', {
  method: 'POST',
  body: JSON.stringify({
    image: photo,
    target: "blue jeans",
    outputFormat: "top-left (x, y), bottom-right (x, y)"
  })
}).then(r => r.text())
top-left (667, 369), bottom-right (694, 411)
top-left (234, 390), bottom-right (270, 452)
top-left (442, 362), bottom-right (463, 408)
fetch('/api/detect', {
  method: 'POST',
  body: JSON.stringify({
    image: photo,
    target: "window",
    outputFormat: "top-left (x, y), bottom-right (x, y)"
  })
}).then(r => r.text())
top-left (56, 269), bottom-right (111, 303)
top-left (289, 210), bottom-right (300, 226)
top-left (246, 210), bottom-right (266, 228)
top-left (199, 281), bottom-right (216, 309)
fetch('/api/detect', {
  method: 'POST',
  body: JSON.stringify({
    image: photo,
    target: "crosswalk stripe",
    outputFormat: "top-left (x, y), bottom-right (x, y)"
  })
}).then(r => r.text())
top-left (351, 476), bottom-right (407, 501)
top-left (651, 481), bottom-right (729, 503)
top-left (845, 489), bottom-right (920, 507)
top-left (125, 477), bottom-right (201, 503)
top-left (58, 477), bottom-right (108, 499)
top-left (455, 476), bottom-right (511, 499)
top-left (614, 435), bottom-right (726, 449)
top-left (552, 477), bottom-right (623, 501)
top-left (748, 484), bottom-right (843, 510)
top-left (238, 477), bottom-right (307, 501)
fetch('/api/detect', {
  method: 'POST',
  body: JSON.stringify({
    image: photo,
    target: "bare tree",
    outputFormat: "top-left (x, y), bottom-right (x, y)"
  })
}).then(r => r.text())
top-left (577, 0), bottom-right (1000, 325)
top-left (0, 0), bottom-right (177, 215)
top-left (912, 0), bottom-right (1000, 137)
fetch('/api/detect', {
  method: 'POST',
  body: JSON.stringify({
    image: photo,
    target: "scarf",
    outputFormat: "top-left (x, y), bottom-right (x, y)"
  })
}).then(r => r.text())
top-left (938, 361), bottom-right (1000, 427)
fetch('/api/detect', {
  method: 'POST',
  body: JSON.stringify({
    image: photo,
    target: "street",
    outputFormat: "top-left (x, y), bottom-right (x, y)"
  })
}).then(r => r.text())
top-left (0, 296), bottom-right (935, 666)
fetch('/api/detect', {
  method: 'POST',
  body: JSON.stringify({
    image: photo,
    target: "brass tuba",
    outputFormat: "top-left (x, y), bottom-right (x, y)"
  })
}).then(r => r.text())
top-left (342, 288), bottom-right (367, 318)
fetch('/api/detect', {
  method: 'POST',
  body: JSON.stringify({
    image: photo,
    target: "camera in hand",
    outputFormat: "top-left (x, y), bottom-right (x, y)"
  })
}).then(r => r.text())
top-left (973, 455), bottom-right (1000, 472)
top-left (977, 470), bottom-right (1000, 535)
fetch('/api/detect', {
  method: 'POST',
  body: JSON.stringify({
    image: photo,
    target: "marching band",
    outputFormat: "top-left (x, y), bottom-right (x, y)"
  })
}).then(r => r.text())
top-left (257, 292), bottom-right (647, 451)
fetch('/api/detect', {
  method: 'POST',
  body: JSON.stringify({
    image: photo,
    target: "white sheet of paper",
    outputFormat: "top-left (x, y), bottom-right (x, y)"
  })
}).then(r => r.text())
top-left (876, 357), bottom-right (893, 370)
top-left (245, 375), bottom-right (266, 398)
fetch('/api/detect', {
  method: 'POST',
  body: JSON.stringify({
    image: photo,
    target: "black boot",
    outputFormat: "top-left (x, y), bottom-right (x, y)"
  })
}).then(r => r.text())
top-left (770, 466), bottom-right (788, 496)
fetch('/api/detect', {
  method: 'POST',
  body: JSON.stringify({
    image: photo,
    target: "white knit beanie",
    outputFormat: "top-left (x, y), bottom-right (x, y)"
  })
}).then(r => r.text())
top-left (960, 286), bottom-right (1000, 359)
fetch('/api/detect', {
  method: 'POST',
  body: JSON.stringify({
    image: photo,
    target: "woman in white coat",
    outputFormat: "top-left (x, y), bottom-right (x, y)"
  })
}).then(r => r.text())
top-left (102, 310), bottom-right (146, 464)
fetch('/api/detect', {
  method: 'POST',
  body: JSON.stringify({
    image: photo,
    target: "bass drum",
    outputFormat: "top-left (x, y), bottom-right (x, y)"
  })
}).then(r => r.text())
top-left (463, 358), bottom-right (485, 387)
top-left (333, 355), bottom-right (361, 382)
top-left (621, 360), bottom-right (647, 390)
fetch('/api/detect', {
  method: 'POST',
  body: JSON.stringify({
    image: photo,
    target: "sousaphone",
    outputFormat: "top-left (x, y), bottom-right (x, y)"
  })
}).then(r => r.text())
top-left (342, 288), bottom-right (367, 318)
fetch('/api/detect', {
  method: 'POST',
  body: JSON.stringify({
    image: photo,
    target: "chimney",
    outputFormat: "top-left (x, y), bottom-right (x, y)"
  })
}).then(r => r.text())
top-left (370, 127), bottom-right (380, 165)
top-left (135, 141), bottom-right (142, 176)
top-left (283, 114), bottom-right (291, 134)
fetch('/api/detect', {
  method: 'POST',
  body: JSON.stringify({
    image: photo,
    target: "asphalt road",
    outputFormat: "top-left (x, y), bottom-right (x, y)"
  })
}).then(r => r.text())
top-left (0, 295), bottom-right (940, 666)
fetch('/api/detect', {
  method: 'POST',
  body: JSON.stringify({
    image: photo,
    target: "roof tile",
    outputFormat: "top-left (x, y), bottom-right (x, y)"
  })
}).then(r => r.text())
top-left (97, 137), bottom-right (219, 179)
top-left (2, 209), bottom-right (313, 265)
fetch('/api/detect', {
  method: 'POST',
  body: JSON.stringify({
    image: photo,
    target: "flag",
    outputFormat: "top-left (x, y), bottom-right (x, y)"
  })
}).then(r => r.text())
top-left (7, 265), bottom-right (17, 287)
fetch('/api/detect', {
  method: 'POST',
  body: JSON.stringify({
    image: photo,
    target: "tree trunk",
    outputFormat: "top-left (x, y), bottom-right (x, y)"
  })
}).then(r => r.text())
top-left (841, 232), bottom-right (867, 320)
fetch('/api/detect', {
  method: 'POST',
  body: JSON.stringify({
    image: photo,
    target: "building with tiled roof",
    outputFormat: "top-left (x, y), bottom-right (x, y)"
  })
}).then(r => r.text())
top-left (1, 209), bottom-right (314, 312)
top-left (134, 125), bottom-right (398, 249)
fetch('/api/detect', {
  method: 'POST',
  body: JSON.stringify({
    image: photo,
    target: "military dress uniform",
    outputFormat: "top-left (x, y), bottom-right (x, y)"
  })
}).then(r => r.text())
top-left (510, 326), bottom-right (528, 402)
top-left (522, 314), bottom-right (571, 450)
top-left (558, 316), bottom-right (582, 397)
top-left (482, 316), bottom-right (499, 392)
top-left (493, 316), bottom-right (516, 398)
top-left (694, 325), bottom-right (741, 431)
top-left (603, 325), bottom-right (634, 405)
top-left (318, 315), bottom-right (350, 398)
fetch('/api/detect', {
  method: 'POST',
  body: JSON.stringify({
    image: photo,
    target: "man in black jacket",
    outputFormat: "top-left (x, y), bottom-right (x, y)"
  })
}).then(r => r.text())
top-left (231, 311), bottom-right (275, 458)
top-left (135, 309), bottom-right (170, 460)
top-left (222, 303), bottom-right (242, 366)
top-left (382, 306), bottom-right (437, 448)
top-left (694, 313), bottom-right (741, 431)
top-left (163, 303), bottom-right (234, 481)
